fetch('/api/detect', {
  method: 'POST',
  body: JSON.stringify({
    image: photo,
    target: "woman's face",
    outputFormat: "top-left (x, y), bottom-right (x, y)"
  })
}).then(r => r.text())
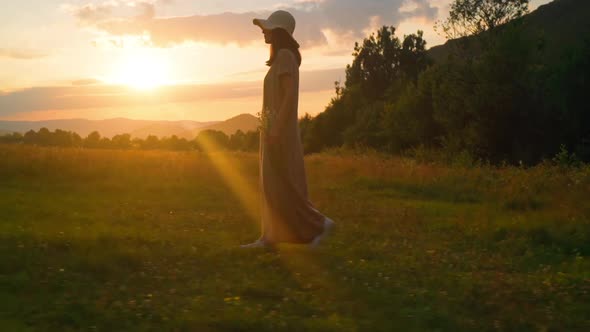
top-left (263, 29), bottom-right (272, 44)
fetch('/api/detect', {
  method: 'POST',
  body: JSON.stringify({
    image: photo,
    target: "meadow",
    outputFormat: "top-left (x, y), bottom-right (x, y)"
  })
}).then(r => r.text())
top-left (0, 143), bottom-right (589, 331)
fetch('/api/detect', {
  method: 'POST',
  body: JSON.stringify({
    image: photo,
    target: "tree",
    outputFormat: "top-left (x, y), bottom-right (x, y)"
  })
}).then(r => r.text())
top-left (345, 26), bottom-right (400, 98)
top-left (195, 130), bottom-right (229, 151)
top-left (399, 31), bottom-right (429, 83)
top-left (52, 129), bottom-right (76, 147)
top-left (229, 130), bottom-right (246, 151)
top-left (142, 135), bottom-right (160, 150)
top-left (161, 135), bottom-right (191, 150)
top-left (72, 132), bottom-right (83, 147)
top-left (37, 127), bottom-right (52, 146)
top-left (346, 26), bottom-right (429, 97)
top-left (98, 137), bottom-right (112, 149)
top-left (23, 130), bottom-right (37, 145)
top-left (298, 114), bottom-right (312, 147)
top-left (84, 131), bottom-right (101, 148)
top-left (436, 0), bottom-right (529, 39)
top-left (0, 132), bottom-right (23, 144)
top-left (301, 26), bottom-right (429, 153)
top-left (381, 67), bottom-right (441, 152)
top-left (111, 134), bottom-right (132, 149)
top-left (243, 130), bottom-right (260, 152)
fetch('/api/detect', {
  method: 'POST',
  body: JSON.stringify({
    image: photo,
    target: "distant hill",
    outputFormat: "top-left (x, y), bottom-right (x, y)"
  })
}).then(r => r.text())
top-left (0, 118), bottom-right (216, 138)
top-left (130, 123), bottom-right (194, 139)
top-left (0, 113), bottom-right (260, 139)
top-left (194, 113), bottom-right (259, 136)
top-left (427, 0), bottom-right (590, 63)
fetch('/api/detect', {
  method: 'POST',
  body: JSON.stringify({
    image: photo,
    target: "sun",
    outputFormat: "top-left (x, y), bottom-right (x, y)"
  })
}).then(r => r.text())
top-left (110, 49), bottom-right (171, 91)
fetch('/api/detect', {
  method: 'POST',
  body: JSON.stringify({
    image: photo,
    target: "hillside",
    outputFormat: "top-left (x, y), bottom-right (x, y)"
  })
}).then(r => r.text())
top-left (427, 0), bottom-right (590, 63)
top-left (129, 123), bottom-right (194, 139)
top-left (194, 113), bottom-right (259, 136)
top-left (0, 113), bottom-right (260, 139)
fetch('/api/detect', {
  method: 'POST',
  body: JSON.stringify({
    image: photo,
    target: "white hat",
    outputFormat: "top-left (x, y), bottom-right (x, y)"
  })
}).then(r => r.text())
top-left (253, 10), bottom-right (296, 35)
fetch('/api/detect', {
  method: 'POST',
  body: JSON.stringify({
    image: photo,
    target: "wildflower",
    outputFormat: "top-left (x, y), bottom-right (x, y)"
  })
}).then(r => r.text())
top-left (257, 106), bottom-right (275, 133)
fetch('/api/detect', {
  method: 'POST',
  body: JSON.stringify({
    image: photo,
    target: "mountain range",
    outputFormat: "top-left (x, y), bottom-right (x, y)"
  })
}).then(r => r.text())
top-left (0, 113), bottom-right (259, 139)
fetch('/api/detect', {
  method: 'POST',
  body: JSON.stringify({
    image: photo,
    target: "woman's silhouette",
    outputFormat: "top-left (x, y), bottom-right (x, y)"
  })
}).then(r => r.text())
top-left (241, 10), bottom-right (334, 248)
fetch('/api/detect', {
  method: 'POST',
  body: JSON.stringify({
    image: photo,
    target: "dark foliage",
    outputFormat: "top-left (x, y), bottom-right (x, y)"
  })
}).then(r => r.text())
top-left (300, 0), bottom-right (590, 164)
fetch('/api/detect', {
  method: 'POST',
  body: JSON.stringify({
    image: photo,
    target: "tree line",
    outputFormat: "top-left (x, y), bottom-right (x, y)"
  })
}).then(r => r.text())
top-left (0, 128), bottom-right (260, 152)
top-left (299, 0), bottom-right (589, 164)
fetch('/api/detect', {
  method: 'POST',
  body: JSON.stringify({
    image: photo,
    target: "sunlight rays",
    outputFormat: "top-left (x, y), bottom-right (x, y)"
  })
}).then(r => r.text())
top-left (195, 136), bottom-right (355, 329)
top-left (196, 135), bottom-right (261, 224)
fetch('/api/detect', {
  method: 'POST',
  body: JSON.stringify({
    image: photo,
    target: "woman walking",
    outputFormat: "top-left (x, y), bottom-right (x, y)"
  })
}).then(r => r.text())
top-left (241, 10), bottom-right (334, 248)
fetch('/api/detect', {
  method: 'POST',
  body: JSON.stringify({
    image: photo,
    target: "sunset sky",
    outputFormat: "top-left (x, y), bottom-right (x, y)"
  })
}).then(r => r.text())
top-left (0, 0), bottom-right (551, 122)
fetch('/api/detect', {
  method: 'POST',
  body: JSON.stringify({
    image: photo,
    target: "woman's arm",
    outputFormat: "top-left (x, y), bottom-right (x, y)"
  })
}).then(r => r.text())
top-left (267, 73), bottom-right (295, 144)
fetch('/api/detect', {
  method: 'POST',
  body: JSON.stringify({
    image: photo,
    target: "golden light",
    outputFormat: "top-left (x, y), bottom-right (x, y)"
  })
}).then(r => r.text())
top-left (110, 49), bottom-right (171, 91)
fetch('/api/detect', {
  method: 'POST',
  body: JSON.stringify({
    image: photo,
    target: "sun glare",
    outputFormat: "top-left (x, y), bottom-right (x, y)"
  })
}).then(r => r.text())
top-left (110, 49), bottom-right (171, 91)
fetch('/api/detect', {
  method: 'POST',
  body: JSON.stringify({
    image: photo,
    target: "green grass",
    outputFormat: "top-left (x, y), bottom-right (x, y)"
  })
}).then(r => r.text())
top-left (1, 144), bottom-right (589, 331)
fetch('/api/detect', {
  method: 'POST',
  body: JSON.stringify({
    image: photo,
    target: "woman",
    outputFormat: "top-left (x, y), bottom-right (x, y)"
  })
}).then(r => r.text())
top-left (241, 10), bottom-right (334, 248)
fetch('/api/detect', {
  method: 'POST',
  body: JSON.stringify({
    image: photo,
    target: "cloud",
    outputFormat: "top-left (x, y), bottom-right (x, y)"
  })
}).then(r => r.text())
top-left (66, 0), bottom-right (438, 47)
top-left (72, 79), bottom-right (103, 86)
top-left (63, 1), bottom-right (166, 25)
top-left (0, 68), bottom-right (342, 116)
top-left (73, 3), bottom-right (115, 24)
top-left (0, 84), bottom-right (254, 116)
top-left (0, 48), bottom-right (48, 60)
top-left (98, 11), bottom-right (262, 46)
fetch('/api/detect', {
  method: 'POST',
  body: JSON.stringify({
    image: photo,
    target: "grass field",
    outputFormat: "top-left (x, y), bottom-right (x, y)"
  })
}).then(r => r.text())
top-left (1, 144), bottom-right (589, 331)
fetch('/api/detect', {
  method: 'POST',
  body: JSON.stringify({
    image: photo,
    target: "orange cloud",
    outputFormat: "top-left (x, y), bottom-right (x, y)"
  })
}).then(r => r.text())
top-left (0, 48), bottom-right (48, 60)
top-left (0, 68), bottom-right (343, 116)
top-left (65, 0), bottom-right (438, 47)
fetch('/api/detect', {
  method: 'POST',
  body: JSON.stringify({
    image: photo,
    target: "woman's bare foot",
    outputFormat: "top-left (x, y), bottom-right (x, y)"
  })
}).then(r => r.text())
top-left (240, 238), bottom-right (271, 248)
top-left (309, 217), bottom-right (335, 248)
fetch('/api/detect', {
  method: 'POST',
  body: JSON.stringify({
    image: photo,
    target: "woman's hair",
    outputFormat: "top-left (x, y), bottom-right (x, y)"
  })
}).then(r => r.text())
top-left (267, 28), bottom-right (302, 67)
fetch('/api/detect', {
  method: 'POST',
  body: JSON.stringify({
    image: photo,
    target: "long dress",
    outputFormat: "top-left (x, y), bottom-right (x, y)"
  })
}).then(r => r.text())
top-left (259, 48), bottom-right (325, 244)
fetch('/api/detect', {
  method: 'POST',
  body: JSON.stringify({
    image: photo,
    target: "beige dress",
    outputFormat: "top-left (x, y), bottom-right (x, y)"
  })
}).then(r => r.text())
top-left (259, 49), bottom-right (325, 243)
